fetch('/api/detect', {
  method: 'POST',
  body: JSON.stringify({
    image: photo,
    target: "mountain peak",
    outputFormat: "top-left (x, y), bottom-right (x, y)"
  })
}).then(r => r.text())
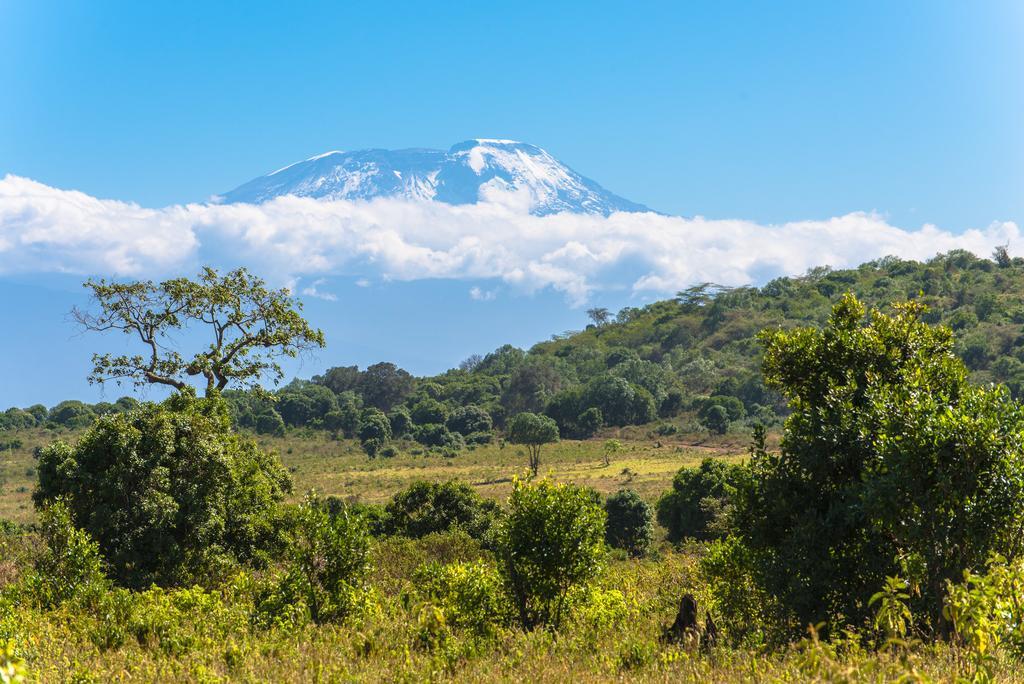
top-left (221, 140), bottom-right (652, 216)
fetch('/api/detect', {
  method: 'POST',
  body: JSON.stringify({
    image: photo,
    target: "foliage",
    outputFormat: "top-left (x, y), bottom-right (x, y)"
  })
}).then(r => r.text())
top-left (27, 500), bottom-right (107, 608)
top-left (412, 560), bottom-right (511, 637)
top-left (944, 555), bottom-right (1024, 680)
top-left (496, 479), bottom-right (606, 630)
top-left (34, 393), bottom-right (291, 588)
top-left (260, 493), bottom-right (371, 625)
top-left (358, 407), bottom-right (392, 456)
top-left (656, 458), bottom-right (746, 543)
top-left (506, 412), bottom-right (559, 477)
top-left (446, 405), bottom-right (493, 436)
top-left (603, 489), bottom-right (653, 557)
top-left (698, 404), bottom-right (730, 434)
top-left (383, 481), bottom-right (501, 544)
top-left (699, 535), bottom-right (775, 647)
top-left (74, 266), bottom-right (324, 395)
top-left (738, 293), bottom-right (1024, 632)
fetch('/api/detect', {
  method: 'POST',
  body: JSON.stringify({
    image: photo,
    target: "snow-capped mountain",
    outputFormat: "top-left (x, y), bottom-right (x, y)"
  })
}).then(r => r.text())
top-left (220, 139), bottom-right (652, 216)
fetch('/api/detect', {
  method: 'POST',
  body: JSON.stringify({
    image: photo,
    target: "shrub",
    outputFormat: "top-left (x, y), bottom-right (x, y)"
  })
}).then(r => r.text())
top-left (497, 479), bottom-right (606, 630)
top-left (388, 407), bottom-right (413, 437)
top-left (28, 500), bottom-right (107, 608)
top-left (260, 493), bottom-right (371, 625)
top-left (411, 398), bottom-right (449, 426)
top-left (604, 489), bottom-right (653, 557)
top-left (656, 458), bottom-right (746, 542)
top-left (34, 393), bottom-right (291, 588)
top-left (384, 481), bottom-right (500, 543)
top-left (413, 559), bottom-right (510, 636)
top-left (358, 407), bottom-right (392, 456)
top-left (576, 407), bottom-right (603, 438)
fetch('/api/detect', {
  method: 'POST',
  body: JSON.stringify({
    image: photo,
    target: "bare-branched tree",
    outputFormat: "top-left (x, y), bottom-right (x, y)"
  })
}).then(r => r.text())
top-left (73, 267), bottom-right (325, 396)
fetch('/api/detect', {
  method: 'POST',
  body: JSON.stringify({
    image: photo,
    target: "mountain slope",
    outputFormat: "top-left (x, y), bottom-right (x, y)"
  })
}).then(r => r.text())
top-left (220, 139), bottom-right (653, 216)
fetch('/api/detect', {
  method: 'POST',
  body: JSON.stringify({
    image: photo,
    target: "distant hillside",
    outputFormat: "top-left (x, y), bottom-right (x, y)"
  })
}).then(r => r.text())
top-left (8, 249), bottom-right (1024, 443)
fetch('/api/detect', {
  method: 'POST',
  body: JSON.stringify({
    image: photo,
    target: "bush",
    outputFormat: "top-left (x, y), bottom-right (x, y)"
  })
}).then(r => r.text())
top-left (413, 559), bottom-right (510, 637)
top-left (34, 394), bottom-right (291, 588)
top-left (358, 407), bottom-right (392, 456)
top-left (603, 489), bottom-right (653, 557)
top-left (656, 458), bottom-right (746, 542)
top-left (497, 479), bottom-right (606, 630)
top-left (259, 493), bottom-right (371, 625)
top-left (411, 398), bottom-right (449, 426)
top-left (384, 481), bottom-right (501, 543)
top-left (698, 405), bottom-right (729, 434)
top-left (28, 500), bottom-right (107, 608)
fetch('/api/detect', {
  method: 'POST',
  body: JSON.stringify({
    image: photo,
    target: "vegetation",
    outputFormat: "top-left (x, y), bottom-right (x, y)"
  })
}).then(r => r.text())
top-left (497, 479), bottom-right (606, 630)
top-left (506, 412), bottom-right (560, 476)
top-left (34, 392), bottom-right (291, 588)
top-left (7, 255), bottom-right (1024, 679)
top-left (603, 489), bottom-right (654, 557)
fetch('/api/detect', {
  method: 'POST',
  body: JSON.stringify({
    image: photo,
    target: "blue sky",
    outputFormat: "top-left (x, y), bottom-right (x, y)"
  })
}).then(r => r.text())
top-left (1, 1), bottom-right (1022, 406)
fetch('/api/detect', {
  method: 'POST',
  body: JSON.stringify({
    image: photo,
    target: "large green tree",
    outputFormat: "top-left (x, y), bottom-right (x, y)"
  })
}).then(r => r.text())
top-left (34, 393), bottom-right (291, 588)
top-left (738, 294), bottom-right (1024, 633)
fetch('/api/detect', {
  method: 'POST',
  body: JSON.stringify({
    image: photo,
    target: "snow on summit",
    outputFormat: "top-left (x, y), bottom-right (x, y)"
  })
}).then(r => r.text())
top-left (221, 140), bottom-right (652, 216)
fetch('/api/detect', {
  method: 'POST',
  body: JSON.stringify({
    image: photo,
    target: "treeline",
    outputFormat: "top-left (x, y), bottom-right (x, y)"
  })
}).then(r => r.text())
top-left (9, 249), bottom-right (1024, 447)
top-left (220, 248), bottom-right (1024, 445)
top-left (0, 397), bottom-right (139, 431)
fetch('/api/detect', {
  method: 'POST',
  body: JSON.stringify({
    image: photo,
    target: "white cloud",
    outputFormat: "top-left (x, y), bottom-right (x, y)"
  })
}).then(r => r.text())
top-left (301, 278), bottom-right (337, 301)
top-left (0, 174), bottom-right (1019, 306)
top-left (469, 286), bottom-right (497, 301)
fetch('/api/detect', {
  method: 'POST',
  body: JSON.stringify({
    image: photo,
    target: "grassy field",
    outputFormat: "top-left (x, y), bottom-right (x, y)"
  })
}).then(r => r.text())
top-left (0, 426), bottom-right (754, 525)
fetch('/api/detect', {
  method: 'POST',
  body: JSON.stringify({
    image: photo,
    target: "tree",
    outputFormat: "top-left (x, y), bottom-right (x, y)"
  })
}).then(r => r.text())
top-left (497, 479), bottom-right (606, 630)
top-left (446, 405), bottom-right (493, 436)
top-left (994, 244), bottom-right (1012, 268)
top-left (602, 438), bottom-right (623, 467)
top-left (34, 393), bottom-right (291, 588)
top-left (383, 480), bottom-right (501, 542)
top-left (312, 365), bottom-right (360, 395)
top-left (699, 404), bottom-right (730, 434)
top-left (357, 362), bottom-right (414, 411)
top-left (507, 412), bottom-right (559, 477)
top-left (580, 375), bottom-right (653, 427)
top-left (656, 458), bottom-right (746, 542)
top-left (738, 294), bottom-right (1024, 632)
top-left (357, 407), bottom-right (392, 456)
top-left (586, 307), bottom-right (610, 327)
top-left (604, 489), bottom-right (653, 557)
top-left (74, 267), bottom-right (325, 396)
top-left (255, 409), bottom-right (286, 436)
top-left (410, 397), bottom-right (449, 426)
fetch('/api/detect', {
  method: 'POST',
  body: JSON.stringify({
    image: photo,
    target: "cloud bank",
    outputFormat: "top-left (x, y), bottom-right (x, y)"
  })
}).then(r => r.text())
top-left (0, 174), bottom-right (1018, 304)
